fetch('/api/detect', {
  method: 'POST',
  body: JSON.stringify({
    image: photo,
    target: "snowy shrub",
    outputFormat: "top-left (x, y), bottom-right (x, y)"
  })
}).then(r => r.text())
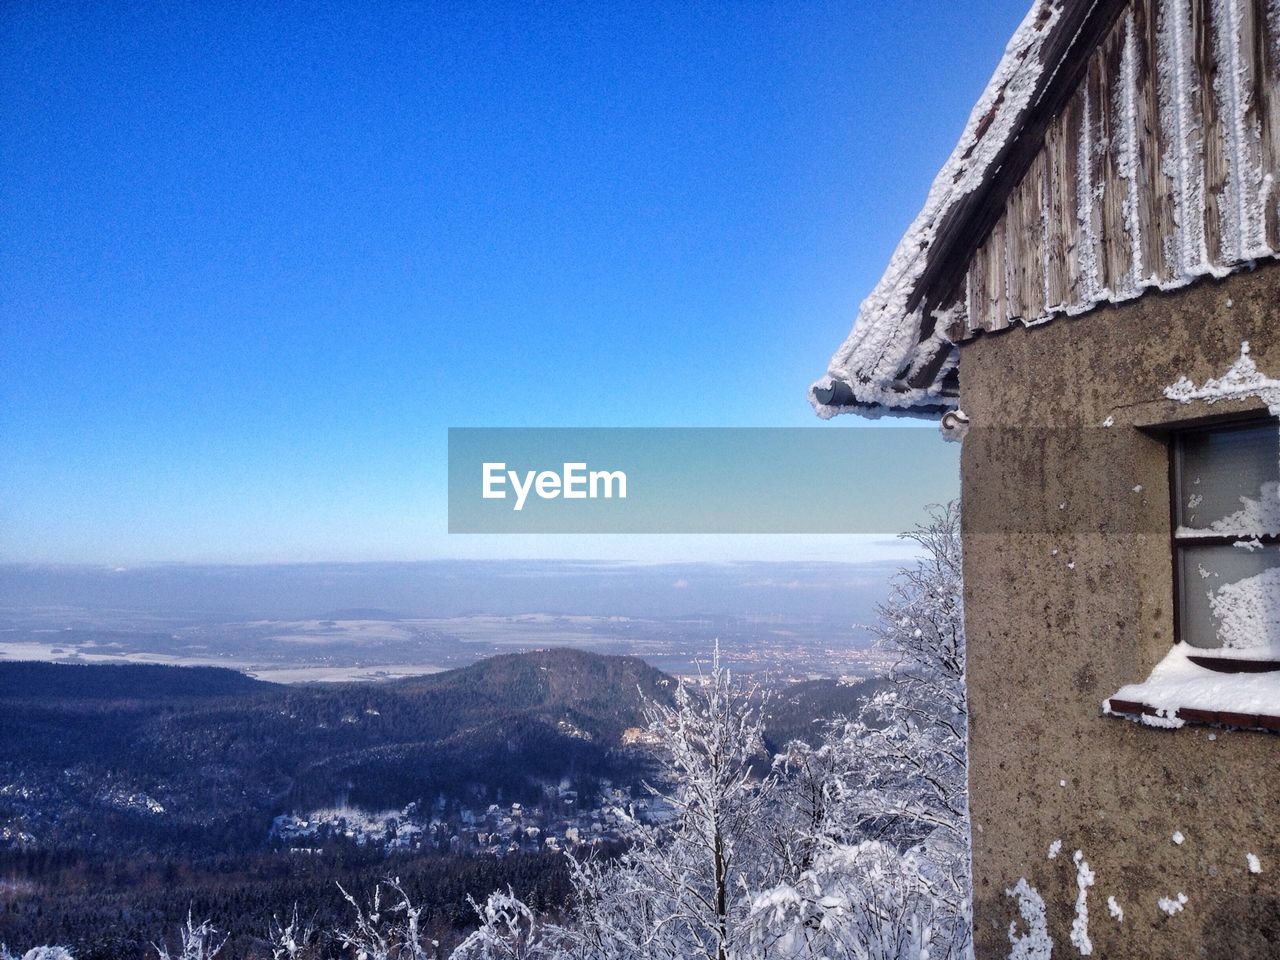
top-left (750, 841), bottom-right (958, 960)
top-left (335, 880), bottom-right (440, 960)
top-left (563, 645), bottom-right (775, 960)
top-left (154, 914), bottom-right (227, 960)
top-left (268, 906), bottom-right (320, 960)
top-left (1, 948), bottom-right (76, 960)
top-left (768, 503), bottom-right (971, 959)
top-left (450, 889), bottom-right (562, 960)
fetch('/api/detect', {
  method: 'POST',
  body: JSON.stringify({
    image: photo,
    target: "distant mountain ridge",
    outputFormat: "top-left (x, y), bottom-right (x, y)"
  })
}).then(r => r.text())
top-left (0, 660), bottom-right (270, 700)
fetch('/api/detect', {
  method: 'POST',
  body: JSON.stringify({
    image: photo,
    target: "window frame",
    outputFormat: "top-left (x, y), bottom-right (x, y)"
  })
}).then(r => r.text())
top-left (1168, 414), bottom-right (1280, 651)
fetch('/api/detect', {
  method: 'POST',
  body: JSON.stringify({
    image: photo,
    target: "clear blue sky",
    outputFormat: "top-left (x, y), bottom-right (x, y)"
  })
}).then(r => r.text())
top-left (1, 1), bottom-right (1028, 564)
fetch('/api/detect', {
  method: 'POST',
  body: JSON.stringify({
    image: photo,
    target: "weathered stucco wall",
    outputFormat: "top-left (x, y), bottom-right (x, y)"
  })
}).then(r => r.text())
top-left (959, 263), bottom-right (1280, 959)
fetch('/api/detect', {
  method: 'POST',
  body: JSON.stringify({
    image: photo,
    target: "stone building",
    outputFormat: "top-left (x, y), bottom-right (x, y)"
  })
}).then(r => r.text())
top-left (810, 1), bottom-right (1278, 956)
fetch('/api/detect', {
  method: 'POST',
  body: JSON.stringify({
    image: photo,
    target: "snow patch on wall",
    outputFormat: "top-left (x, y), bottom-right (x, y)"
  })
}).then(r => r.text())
top-left (1006, 877), bottom-right (1053, 960)
top-left (1107, 895), bottom-right (1124, 922)
top-left (1070, 850), bottom-right (1095, 955)
top-left (1164, 341), bottom-right (1280, 416)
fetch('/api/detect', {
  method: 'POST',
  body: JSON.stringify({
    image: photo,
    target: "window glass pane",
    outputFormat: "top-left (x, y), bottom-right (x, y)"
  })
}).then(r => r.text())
top-left (1177, 543), bottom-right (1280, 651)
top-left (1175, 420), bottom-right (1280, 534)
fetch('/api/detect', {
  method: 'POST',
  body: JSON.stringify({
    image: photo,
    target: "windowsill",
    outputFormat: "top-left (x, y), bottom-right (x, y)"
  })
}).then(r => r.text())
top-left (1103, 644), bottom-right (1280, 733)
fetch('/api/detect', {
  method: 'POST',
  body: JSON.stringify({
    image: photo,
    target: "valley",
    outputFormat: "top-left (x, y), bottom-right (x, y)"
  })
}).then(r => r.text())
top-left (0, 651), bottom-right (885, 957)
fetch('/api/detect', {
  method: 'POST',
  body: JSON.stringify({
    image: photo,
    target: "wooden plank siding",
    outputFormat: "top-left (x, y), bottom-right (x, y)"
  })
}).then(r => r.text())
top-left (958, 0), bottom-right (1280, 337)
top-left (1043, 112), bottom-right (1072, 310)
top-left (1099, 26), bottom-right (1133, 296)
top-left (1197, 0), bottom-right (1226, 266)
top-left (1020, 155), bottom-right (1048, 320)
top-left (1135, 0), bottom-right (1177, 285)
top-left (1258, 0), bottom-right (1280, 249)
top-left (1081, 52), bottom-right (1107, 301)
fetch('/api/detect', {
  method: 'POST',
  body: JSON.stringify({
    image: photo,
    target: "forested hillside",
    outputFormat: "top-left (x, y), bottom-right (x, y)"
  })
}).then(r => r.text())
top-left (0, 651), bottom-right (672, 855)
top-left (0, 651), bottom-right (883, 957)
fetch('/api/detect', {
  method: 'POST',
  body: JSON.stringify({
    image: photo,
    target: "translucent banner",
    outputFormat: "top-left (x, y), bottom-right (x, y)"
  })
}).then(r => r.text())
top-left (448, 428), bottom-right (959, 533)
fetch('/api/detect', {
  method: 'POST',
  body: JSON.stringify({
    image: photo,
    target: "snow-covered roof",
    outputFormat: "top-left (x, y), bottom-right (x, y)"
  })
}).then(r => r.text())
top-left (811, 0), bottom-right (1078, 419)
top-left (811, 0), bottom-right (1280, 418)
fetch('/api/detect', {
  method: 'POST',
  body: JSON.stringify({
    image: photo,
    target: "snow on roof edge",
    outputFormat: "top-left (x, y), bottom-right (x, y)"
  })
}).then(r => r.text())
top-left (810, 0), bottom-right (1067, 420)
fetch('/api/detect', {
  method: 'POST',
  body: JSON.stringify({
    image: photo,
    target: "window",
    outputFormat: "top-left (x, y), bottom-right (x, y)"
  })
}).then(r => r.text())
top-left (1172, 419), bottom-right (1280, 653)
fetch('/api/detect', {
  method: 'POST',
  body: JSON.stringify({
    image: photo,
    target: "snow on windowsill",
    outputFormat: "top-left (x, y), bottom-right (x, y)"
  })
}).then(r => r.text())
top-left (1104, 644), bottom-right (1280, 732)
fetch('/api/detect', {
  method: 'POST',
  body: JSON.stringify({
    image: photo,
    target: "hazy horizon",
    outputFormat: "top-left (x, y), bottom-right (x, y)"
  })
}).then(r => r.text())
top-left (0, 556), bottom-right (902, 680)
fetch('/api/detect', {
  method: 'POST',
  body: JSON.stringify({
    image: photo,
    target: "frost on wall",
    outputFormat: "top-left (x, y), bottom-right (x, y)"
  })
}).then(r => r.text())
top-left (1006, 878), bottom-right (1053, 960)
top-left (1070, 850), bottom-right (1095, 956)
top-left (1159, 0), bottom-right (1211, 280)
top-left (1211, 0), bottom-right (1269, 263)
top-left (1164, 341), bottom-right (1280, 416)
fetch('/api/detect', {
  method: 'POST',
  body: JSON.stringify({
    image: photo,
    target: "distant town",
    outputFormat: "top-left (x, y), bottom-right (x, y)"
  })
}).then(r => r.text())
top-left (273, 764), bottom-right (675, 859)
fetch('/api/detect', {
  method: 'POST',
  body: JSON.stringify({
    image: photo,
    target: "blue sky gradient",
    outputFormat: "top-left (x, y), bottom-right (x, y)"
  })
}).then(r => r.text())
top-left (1, 1), bottom-right (1027, 562)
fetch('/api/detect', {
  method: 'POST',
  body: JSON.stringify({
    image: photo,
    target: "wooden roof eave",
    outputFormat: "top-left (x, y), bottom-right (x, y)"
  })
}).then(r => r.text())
top-left (814, 0), bottom-right (1131, 419)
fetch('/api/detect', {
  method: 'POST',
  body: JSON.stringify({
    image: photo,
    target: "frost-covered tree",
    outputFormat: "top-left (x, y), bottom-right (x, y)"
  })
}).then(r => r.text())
top-left (565, 646), bottom-right (774, 960)
top-left (750, 502), bottom-right (971, 960)
top-left (450, 889), bottom-right (563, 960)
top-left (760, 738), bottom-right (844, 882)
top-left (852, 500), bottom-right (967, 849)
top-left (335, 879), bottom-right (441, 960)
top-left (267, 906), bottom-right (319, 960)
top-left (328, 882), bottom-right (564, 960)
top-left (833, 502), bottom-right (969, 870)
top-left (154, 914), bottom-right (227, 960)
top-left (751, 841), bottom-right (957, 960)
